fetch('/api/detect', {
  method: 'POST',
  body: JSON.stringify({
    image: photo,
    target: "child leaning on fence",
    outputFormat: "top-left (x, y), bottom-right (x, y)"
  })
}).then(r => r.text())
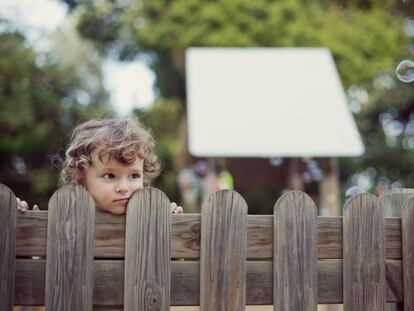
top-left (16, 117), bottom-right (183, 214)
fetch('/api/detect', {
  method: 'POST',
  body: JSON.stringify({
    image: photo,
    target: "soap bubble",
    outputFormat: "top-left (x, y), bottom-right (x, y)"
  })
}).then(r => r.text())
top-left (396, 60), bottom-right (414, 83)
top-left (384, 120), bottom-right (404, 137)
top-left (345, 185), bottom-right (365, 198)
top-left (269, 157), bottom-right (283, 166)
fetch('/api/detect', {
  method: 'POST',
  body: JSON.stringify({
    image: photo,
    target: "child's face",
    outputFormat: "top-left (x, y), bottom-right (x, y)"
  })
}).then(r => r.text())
top-left (84, 150), bottom-right (144, 214)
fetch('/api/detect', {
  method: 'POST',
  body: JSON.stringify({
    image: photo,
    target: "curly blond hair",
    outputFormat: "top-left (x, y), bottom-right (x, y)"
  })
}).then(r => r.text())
top-left (61, 118), bottom-right (160, 186)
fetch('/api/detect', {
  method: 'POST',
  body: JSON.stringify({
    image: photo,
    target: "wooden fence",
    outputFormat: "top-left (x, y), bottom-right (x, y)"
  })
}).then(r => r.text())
top-left (1, 182), bottom-right (414, 310)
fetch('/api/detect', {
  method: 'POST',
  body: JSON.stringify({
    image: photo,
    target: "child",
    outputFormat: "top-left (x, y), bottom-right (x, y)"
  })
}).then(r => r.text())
top-left (16, 118), bottom-right (183, 214)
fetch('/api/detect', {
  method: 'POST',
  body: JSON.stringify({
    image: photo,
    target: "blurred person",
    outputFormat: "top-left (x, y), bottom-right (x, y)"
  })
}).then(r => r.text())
top-left (177, 167), bottom-right (199, 212)
top-left (214, 161), bottom-right (234, 191)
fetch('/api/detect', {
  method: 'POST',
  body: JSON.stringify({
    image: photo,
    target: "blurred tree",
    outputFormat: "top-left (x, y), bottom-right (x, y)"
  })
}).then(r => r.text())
top-left (133, 98), bottom-right (183, 202)
top-left (59, 0), bottom-right (413, 206)
top-left (340, 71), bottom-right (414, 197)
top-left (65, 0), bottom-right (409, 94)
top-left (50, 13), bottom-right (110, 110)
top-left (0, 18), bottom-right (113, 208)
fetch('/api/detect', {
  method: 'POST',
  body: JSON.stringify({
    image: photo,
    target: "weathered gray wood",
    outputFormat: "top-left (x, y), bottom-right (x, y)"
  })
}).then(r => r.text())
top-left (380, 189), bottom-right (414, 217)
top-left (273, 191), bottom-right (317, 310)
top-left (123, 188), bottom-right (171, 311)
top-left (0, 184), bottom-right (17, 311)
top-left (15, 212), bottom-right (403, 259)
top-left (14, 259), bottom-right (405, 306)
top-left (379, 189), bottom-right (414, 311)
top-left (200, 190), bottom-right (248, 311)
top-left (402, 197), bottom-right (414, 310)
top-left (343, 192), bottom-right (386, 310)
top-left (4, 183), bottom-right (412, 308)
top-left (45, 185), bottom-right (95, 311)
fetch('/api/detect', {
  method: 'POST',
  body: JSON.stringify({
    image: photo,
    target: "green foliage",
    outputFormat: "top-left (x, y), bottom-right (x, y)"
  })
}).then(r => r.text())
top-left (341, 73), bottom-right (414, 194)
top-left (0, 23), bottom-right (113, 208)
top-left (59, 0), bottom-right (414, 206)
top-left (74, 0), bottom-right (408, 89)
top-left (133, 98), bottom-right (183, 201)
top-left (135, 97), bottom-right (182, 145)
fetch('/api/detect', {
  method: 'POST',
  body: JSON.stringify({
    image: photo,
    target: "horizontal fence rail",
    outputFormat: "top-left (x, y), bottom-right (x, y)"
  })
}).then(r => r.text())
top-left (12, 213), bottom-right (404, 259)
top-left (1, 183), bottom-right (414, 310)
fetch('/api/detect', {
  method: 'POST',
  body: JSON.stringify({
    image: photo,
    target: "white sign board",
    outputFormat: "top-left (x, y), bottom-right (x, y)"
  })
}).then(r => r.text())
top-left (186, 47), bottom-right (364, 157)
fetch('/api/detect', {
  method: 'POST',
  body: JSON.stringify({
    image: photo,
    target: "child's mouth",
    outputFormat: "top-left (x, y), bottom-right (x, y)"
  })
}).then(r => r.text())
top-left (113, 198), bottom-right (129, 205)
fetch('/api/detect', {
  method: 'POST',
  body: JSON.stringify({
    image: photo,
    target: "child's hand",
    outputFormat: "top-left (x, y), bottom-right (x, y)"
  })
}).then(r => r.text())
top-left (170, 202), bottom-right (183, 214)
top-left (16, 197), bottom-right (39, 213)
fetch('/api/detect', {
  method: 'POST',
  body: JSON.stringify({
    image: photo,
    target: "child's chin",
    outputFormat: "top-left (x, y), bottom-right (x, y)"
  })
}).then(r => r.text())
top-left (98, 205), bottom-right (126, 215)
top-left (110, 206), bottom-right (127, 215)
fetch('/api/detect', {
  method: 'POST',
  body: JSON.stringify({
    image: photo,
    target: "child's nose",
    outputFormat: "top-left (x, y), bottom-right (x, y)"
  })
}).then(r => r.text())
top-left (116, 180), bottom-right (129, 193)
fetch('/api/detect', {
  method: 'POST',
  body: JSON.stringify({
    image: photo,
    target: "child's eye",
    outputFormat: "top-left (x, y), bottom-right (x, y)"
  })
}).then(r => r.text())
top-left (103, 173), bottom-right (115, 179)
top-left (131, 173), bottom-right (141, 179)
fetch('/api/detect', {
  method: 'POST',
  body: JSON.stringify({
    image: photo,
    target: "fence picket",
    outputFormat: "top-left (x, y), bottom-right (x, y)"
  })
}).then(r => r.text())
top-left (343, 193), bottom-right (386, 310)
top-left (273, 191), bottom-right (317, 311)
top-left (123, 188), bottom-right (171, 311)
top-left (380, 189), bottom-right (414, 218)
top-left (45, 185), bottom-right (95, 311)
top-left (380, 189), bottom-right (414, 311)
top-left (200, 190), bottom-right (247, 311)
top-left (402, 197), bottom-right (414, 311)
top-left (0, 184), bottom-right (17, 311)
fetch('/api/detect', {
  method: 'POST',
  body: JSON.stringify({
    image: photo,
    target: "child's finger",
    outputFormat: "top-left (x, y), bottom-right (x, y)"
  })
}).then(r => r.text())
top-left (33, 204), bottom-right (40, 211)
top-left (16, 197), bottom-right (21, 210)
top-left (170, 202), bottom-right (177, 213)
top-left (20, 200), bottom-right (29, 213)
top-left (173, 206), bottom-right (183, 214)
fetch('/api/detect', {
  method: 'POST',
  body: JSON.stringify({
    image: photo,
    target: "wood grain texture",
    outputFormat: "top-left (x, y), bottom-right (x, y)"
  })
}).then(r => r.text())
top-left (379, 189), bottom-right (414, 311)
top-left (273, 191), bottom-right (317, 311)
top-left (343, 193), bottom-right (386, 310)
top-left (6, 184), bottom-right (413, 308)
top-left (14, 259), bottom-right (405, 306)
top-left (123, 188), bottom-right (171, 311)
top-left (200, 190), bottom-right (247, 311)
top-left (15, 213), bottom-right (403, 259)
top-left (402, 197), bottom-right (414, 310)
top-left (44, 185), bottom-right (95, 311)
top-left (0, 184), bottom-right (17, 311)
top-left (380, 189), bottom-right (414, 217)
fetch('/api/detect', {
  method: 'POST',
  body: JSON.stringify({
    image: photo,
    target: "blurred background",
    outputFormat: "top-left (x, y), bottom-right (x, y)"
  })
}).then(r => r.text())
top-left (3, 1), bottom-right (414, 311)
top-left (1, 0), bottom-right (414, 216)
